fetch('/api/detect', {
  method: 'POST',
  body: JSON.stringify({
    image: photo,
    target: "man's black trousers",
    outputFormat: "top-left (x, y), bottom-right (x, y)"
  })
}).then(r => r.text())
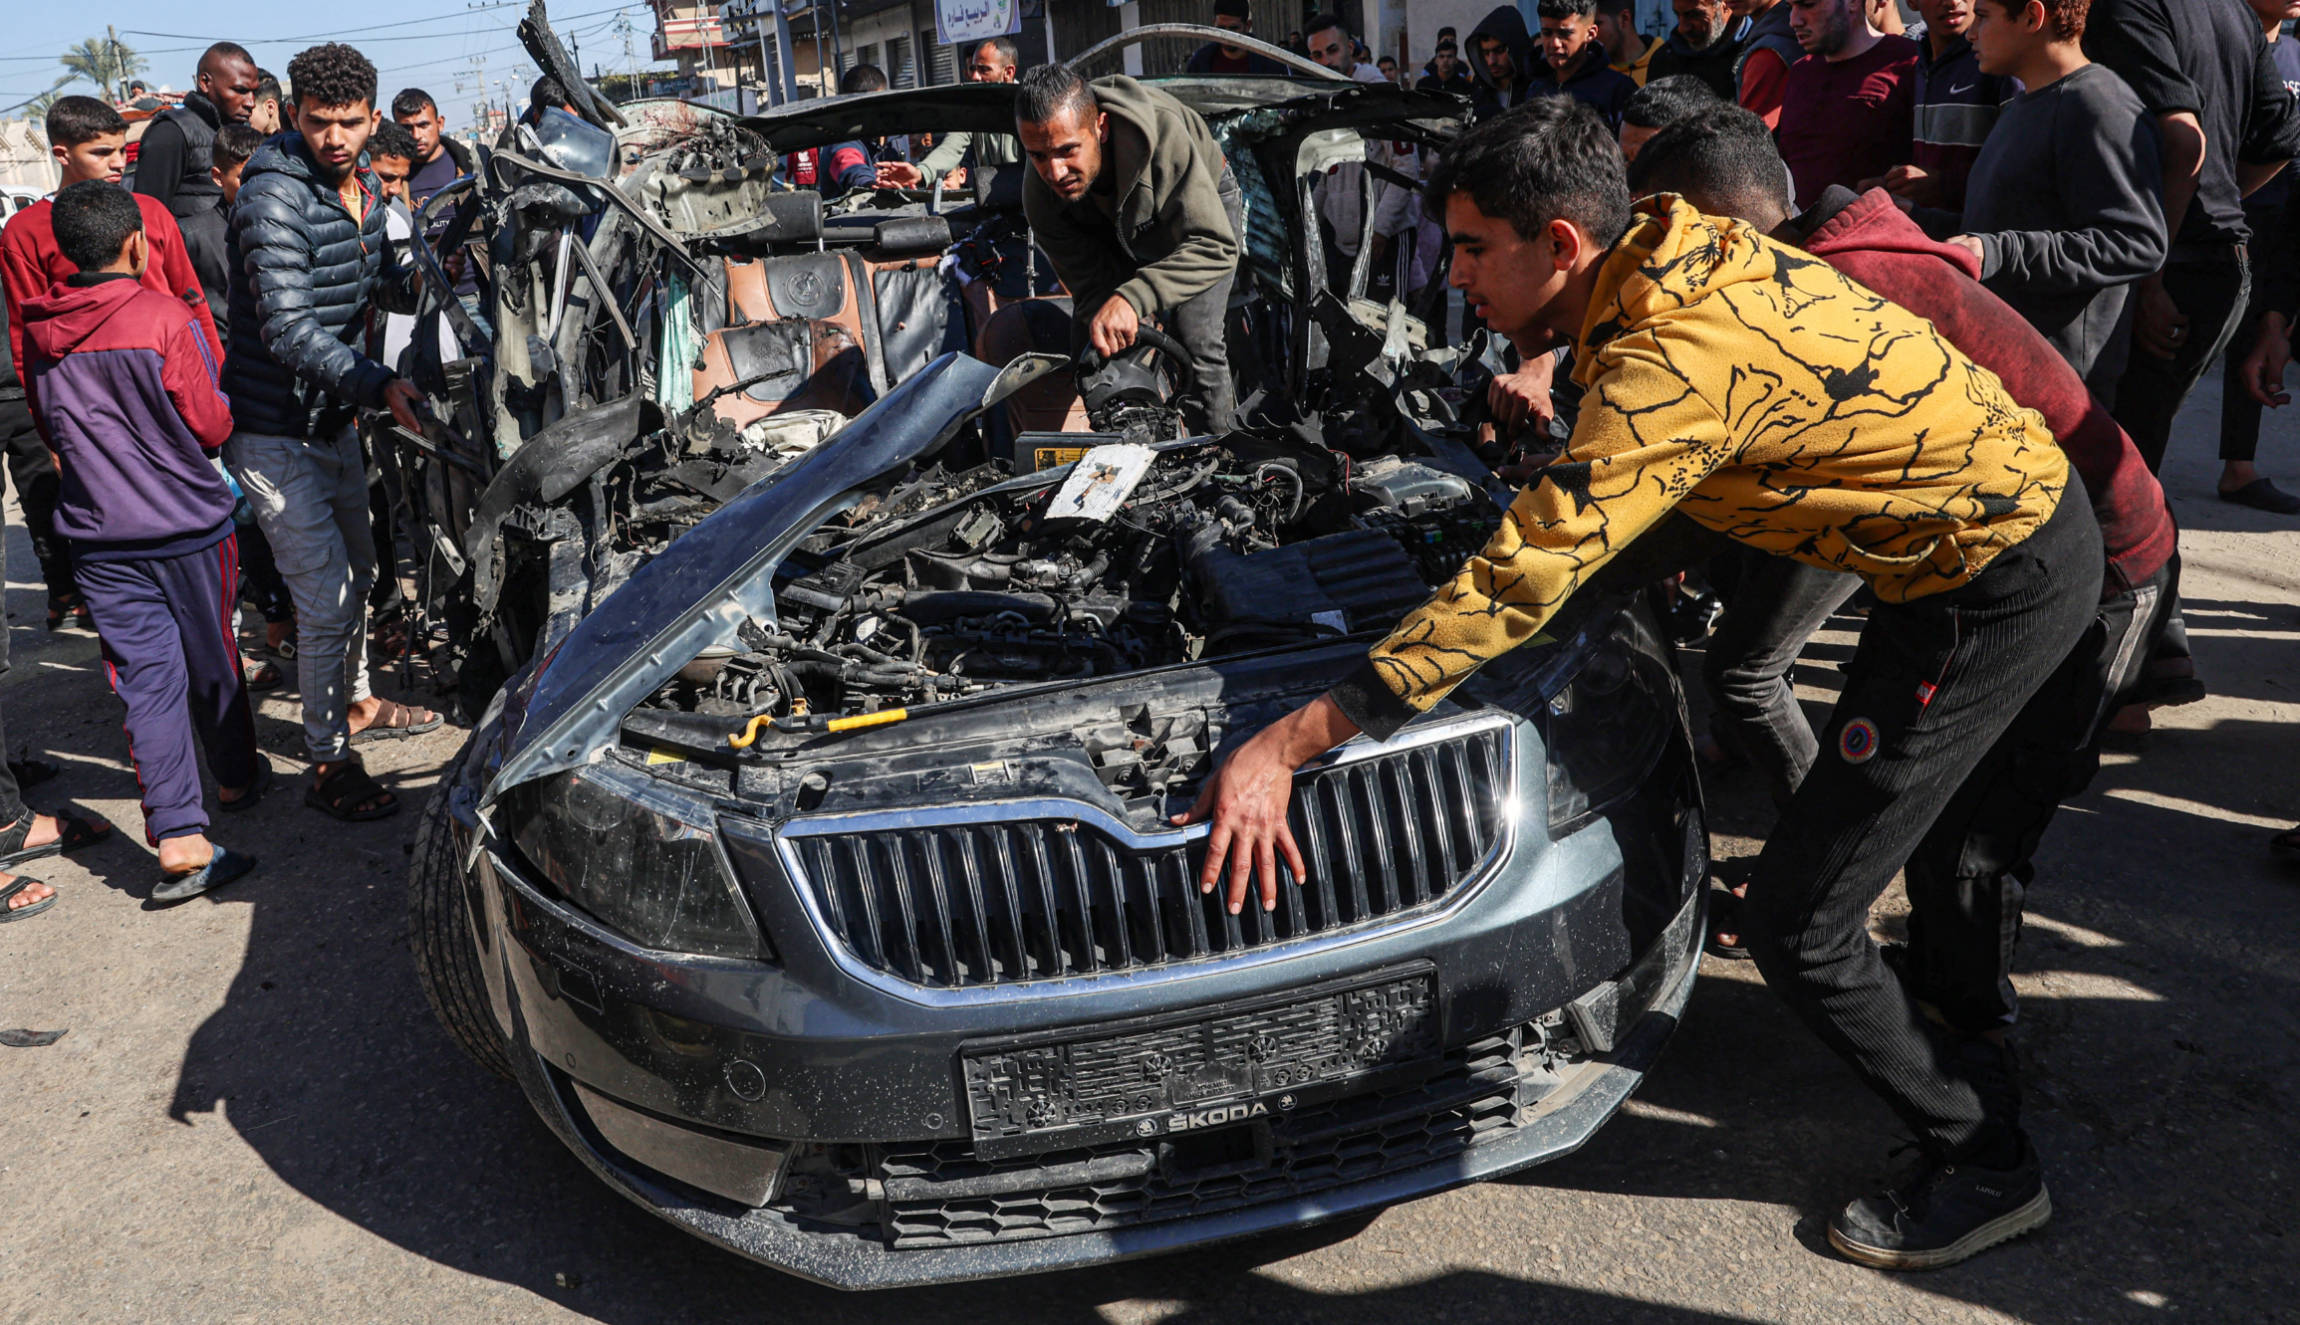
top-left (1744, 488), bottom-right (2102, 1156)
top-left (2114, 251), bottom-right (2250, 473)
top-left (0, 396), bottom-right (73, 602)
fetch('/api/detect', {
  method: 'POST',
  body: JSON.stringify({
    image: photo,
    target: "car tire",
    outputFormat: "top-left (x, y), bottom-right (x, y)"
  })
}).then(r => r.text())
top-left (409, 752), bottom-right (516, 1081)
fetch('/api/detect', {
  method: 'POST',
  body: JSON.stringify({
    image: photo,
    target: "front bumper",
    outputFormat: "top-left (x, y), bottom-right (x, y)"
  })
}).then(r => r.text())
top-left (451, 717), bottom-right (1705, 1289)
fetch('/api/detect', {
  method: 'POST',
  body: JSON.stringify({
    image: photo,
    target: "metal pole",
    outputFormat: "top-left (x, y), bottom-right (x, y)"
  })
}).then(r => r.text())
top-left (773, 0), bottom-right (800, 102)
top-left (828, 0), bottom-right (844, 79)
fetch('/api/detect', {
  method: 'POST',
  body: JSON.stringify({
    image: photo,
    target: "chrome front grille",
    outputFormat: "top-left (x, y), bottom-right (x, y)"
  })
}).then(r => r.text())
top-left (778, 719), bottom-right (1513, 988)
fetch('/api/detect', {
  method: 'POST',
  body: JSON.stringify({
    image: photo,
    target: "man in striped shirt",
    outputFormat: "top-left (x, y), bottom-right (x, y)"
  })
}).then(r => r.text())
top-left (1875, 0), bottom-right (2016, 209)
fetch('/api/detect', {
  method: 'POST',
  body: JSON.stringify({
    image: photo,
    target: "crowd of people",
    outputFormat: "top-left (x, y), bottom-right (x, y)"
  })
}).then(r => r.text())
top-left (0, 0), bottom-right (2294, 1281)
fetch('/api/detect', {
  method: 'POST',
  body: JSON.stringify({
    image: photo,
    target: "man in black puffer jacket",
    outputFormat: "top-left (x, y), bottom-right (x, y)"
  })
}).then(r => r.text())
top-left (222, 42), bottom-right (438, 824)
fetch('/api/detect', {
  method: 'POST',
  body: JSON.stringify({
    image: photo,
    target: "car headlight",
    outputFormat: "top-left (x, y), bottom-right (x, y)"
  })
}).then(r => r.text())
top-left (1543, 606), bottom-right (1679, 838)
top-left (499, 767), bottom-right (768, 960)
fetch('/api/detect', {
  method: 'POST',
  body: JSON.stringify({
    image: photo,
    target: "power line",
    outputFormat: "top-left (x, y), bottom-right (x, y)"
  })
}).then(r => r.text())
top-left (121, 3), bottom-right (648, 51)
top-left (123, 4), bottom-right (525, 44)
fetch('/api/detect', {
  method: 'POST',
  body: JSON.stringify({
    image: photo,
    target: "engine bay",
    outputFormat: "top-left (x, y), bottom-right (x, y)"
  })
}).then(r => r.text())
top-left (654, 437), bottom-right (1503, 724)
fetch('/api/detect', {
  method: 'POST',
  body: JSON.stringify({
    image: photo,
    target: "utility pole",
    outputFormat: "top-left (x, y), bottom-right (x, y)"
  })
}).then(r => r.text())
top-left (615, 12), bottom-right (640, 98)
top-left (106, 26), bottom-right (123, 102)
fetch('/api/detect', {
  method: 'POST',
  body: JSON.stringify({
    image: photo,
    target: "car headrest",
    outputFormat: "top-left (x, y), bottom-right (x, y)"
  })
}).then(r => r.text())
top-left (971, 164), bottom-right (1026, 212)
top-left (873, 214), bottom-right (953, 258)
top-left (729, 191), bottom-right (824, 249)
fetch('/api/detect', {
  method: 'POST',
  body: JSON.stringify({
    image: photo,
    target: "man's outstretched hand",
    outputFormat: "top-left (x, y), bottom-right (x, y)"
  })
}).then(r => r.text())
top-left (875, 160), bottom-right (924, 189)
top-left (381, 378), bottom-right (426, 434)
top-left (1087, 294), bottom-right (1141, 359)
top-left (1171, 693), bottom-right (1363, 916)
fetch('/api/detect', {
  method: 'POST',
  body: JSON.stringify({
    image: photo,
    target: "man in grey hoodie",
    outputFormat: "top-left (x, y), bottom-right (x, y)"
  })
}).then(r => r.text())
top-left (1016, 63), bottom-right (1245, 432)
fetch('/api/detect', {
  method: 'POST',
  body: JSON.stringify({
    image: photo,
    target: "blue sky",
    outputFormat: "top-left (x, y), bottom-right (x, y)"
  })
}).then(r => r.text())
top-left (2, 1), bottom-right (671, 130)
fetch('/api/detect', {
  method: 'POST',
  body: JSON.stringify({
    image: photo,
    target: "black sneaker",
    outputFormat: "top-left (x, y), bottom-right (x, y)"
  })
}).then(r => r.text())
top-left (1827, 1137), bottom-right (2050, 1270)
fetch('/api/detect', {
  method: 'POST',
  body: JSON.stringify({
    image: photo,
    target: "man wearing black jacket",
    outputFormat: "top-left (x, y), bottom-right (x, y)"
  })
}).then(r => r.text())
top-left (2085, 0), bottom-right (2300, 472)
top-left (221, 43), bottom-right (438, 823)
top-left (0, 298), bottom-right (72, 627)
top-left (1648, 0), bottom-right (1752, 98)
top-left (131, 42), bottom-right (260, 324)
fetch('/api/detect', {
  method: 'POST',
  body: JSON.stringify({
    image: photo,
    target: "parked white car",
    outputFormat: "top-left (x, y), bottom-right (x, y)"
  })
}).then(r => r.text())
top-left (0, 187), bottom-right (46, 230)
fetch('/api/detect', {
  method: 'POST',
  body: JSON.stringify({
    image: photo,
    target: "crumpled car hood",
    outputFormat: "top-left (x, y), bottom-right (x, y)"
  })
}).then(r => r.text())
top-left (486, 351), bottom-right (1054, 800)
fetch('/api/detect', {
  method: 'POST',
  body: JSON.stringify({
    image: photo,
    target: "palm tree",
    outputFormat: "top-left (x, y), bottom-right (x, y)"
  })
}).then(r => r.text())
top-left (58, 35), bottom-right (145, 102)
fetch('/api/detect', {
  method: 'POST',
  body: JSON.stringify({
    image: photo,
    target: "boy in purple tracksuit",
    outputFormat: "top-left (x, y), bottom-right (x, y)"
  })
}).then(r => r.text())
top-left (20, 182), bottom-right (263, 902)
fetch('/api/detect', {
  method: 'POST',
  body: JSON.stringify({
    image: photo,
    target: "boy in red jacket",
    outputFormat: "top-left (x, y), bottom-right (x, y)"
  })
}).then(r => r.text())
top-left (20, 183), bottom-right (262, 902)
top-left (1, 97), bottom-right (222, 414)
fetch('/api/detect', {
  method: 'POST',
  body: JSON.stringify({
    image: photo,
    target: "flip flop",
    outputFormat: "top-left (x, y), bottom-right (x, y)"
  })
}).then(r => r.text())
top-left (0, 811), bottom-right (112, 870)
top-left (0, 875), bottom-right (56, 923)
top-left (218, 758), bottom-right (274, 814)
top-left (1705, 887), bottom-right (1751, 961)
top-left (150, 846), bottom-right (257, 904)
top-left (45, 593), bottom-right (92, 633)
top-left (244, 657), bottom-right (284, 692)
top-left (352, 698), bottom-right (443, 743)
top-left (305, 760), bottom-right (399, 822)
top-left (2219, 478), bottom-right (2300, 515)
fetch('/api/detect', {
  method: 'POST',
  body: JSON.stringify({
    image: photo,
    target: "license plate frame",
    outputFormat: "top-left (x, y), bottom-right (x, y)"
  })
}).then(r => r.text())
top-left (958, 963), bottom-right (1441, 1159)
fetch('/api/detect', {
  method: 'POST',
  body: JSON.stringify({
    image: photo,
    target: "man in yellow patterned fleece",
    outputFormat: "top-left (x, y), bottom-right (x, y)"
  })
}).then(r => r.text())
top-left (1180, 97), bottom-right (2101, 1270)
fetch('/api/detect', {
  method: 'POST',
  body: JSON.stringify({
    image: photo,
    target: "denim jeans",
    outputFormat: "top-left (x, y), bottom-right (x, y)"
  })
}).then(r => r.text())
top-left (1703, 552), bottom-right (1860, 806)
top-left (224, 428), bottom-right (376, 763)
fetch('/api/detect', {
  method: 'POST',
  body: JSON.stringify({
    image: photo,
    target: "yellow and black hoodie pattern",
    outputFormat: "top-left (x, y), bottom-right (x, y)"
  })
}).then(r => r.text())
top-left (1334, 197), bottom-right (2071, 740)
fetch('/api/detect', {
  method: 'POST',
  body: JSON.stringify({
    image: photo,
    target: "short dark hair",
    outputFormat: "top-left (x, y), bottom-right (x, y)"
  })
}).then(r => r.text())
top-left (369, 119), bottom-right (419, 163)
top-left (1538, 0), bottom-right (1600, 20)
top-left (287, 43), bottom-right (378, 112)
top-left (391, 87), bottom-right (439, 120)
top-left (1596, 0), bottom-right (1637, 15)
top-left (1622, 74), bottom-right (1719, 130)
top-left (254, 72), bottom-right (282, 103)
top-left (838, 63), bottom-right (887, 95)
top-left (1439, 25), bottom-right (1457, 38)
top-left (51, 181), bottom-right (143, 271)
top-left (46, 96), bottom-right (126, 148)
top-left (1305, 11), bottom-right (1348, 40)
top-left (1015, 62), bottom-right (1095, 124)
top-left (1213, 0), bottom-right (1253, 19)
top-left (530, 75), bottom-right (569, 113)
top-left (212, 122), bottom-right (265, 171)
top-left (201, 42), bottom-right (253, 72)
top-left (974, 35), bottom-right (1019, 66)
top-left (1626, 104), bottom-right (1791, 217)
top-left (1426, 97), bottom-right (1632, 246)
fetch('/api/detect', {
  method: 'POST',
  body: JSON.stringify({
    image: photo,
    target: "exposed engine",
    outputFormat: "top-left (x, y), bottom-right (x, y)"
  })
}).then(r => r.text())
top-left (655, 438), bottom-right (1502, 722)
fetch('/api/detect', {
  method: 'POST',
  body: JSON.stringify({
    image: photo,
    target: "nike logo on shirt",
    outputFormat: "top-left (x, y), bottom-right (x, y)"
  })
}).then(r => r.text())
top-left (1949, 81), bottom-right (1977, 94)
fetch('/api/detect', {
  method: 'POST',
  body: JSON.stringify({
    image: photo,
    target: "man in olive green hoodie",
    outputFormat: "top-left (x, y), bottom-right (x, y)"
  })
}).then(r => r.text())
top-left (1016, 63), bottom-right (1245, 431)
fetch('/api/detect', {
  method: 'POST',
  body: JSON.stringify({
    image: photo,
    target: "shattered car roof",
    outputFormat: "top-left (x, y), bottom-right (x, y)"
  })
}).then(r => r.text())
top-left (734, 79), bottom-right (1469, 154)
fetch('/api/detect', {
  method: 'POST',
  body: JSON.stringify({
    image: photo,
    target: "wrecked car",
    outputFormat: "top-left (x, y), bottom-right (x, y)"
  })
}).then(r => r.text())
top-left (399, 7), bottom-right (1705, 1288)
